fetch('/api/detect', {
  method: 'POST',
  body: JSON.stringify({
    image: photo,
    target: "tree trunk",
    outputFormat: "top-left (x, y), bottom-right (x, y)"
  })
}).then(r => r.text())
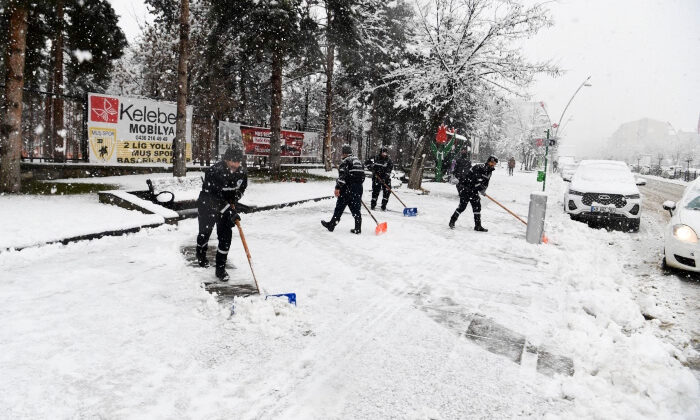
top-left (0, 1), bottom-right (28, 193)
top-left (322, 41), bottom-right (335, 171)
top-left (407, 136), bottom-right (427, 190)
top-left (302, 76), bottom-right (309, 131)
top-left (173, 0), bottom-right (190, 177)
top-left (52, 0), bottom-right (65, 162)
top-left (357, 104), bottom-right (364, 160)
top-left (269, 52), bottom-right (283, 177)
top-left (370, 93), bottom-right (379, 153)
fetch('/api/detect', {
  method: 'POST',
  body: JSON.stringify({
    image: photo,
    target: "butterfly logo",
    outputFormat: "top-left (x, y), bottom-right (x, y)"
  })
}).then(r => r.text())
top-left (90, 96), bottom-right (119, 123)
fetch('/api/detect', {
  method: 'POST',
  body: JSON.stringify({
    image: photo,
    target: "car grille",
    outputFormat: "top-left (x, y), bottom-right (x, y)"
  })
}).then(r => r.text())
top-left (582, 193), bottom-right (626, 208)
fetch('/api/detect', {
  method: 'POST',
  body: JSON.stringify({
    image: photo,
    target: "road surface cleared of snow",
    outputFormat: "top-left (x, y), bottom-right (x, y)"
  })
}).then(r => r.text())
top-left (0, 169), bottom-right (698, 419)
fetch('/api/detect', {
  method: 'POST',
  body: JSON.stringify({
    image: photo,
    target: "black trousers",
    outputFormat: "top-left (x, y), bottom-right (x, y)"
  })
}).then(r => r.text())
top-left (453, 184), bottom-right (482, 225)
top-left (332, 183), bottom-right (363, 226)
top-left (371, 175), bottom-right (391, 208)
top-left (196, 192), bottom-right (235, 268)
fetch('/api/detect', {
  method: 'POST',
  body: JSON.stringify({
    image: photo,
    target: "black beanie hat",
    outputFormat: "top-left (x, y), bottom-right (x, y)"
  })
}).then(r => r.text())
top-left (223, 147), bottom-right (244, 162)
top-left (342, 144), bottom-right (352, 155)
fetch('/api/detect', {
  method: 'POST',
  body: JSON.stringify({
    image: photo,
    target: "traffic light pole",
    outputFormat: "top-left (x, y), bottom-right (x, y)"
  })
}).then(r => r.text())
top-left (542, 129), bottom-right (550, 192)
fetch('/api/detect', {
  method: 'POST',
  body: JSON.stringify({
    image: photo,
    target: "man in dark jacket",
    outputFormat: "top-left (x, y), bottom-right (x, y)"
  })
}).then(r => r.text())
top-left (322, 144), bottom-right (365, 234)
top-left (365, 146), bottom-right (393, 210)
top-left (196, 147), bottom-right (248, 281)
top-left (449, 155), bottom-right (498, 232)
top-left (452, 147), bottom-right (471, 184)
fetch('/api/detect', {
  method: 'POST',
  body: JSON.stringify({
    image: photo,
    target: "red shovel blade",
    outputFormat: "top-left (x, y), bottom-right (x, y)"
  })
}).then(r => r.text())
top-left (375, 222), bottom-right (388, 235)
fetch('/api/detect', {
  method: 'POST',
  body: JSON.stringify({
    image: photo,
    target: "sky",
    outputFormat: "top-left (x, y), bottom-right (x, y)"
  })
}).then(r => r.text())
top-left (521, 0), bottom-right (700, 156)
top-left (109, 0), bottom-right (700, 157)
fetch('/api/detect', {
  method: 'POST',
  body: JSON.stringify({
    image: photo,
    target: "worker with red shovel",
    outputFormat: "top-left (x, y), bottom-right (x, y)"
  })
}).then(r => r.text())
top-left (449, 155), bottom-right (498, 232)
top-left (322, 144), bottom-right (365, 234)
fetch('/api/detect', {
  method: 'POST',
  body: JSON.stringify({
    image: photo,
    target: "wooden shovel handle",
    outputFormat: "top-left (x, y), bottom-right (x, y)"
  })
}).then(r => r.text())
top-left (360, 200), bottom-right (379, 225)
top-left (484, 194), bottom-right (528, 226)
top-left (376, 174), bottom-right (408, 208)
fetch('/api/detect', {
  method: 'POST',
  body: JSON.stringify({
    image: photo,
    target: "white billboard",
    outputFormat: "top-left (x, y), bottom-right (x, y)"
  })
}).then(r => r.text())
top-left (87, 93), bottom-right (193, 165)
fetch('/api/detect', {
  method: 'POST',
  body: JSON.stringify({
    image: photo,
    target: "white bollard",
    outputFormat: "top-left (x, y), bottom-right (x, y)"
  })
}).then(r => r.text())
top-left (526, 192), bottom-right (547, 244)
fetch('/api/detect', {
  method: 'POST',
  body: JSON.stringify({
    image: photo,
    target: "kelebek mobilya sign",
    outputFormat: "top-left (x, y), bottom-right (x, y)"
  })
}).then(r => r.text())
top-left (87, 93), bottom-right (193, 164)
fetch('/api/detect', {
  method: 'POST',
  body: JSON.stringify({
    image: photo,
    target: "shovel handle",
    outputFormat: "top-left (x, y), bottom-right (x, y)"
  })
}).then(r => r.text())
top-left (360, 200), bottom-right (379, 225)
top-left (376, 174), bottom-right (408, 208)
top-left (484, 194), bottom-right (528, 226)
top-left (235, 220), bottom-right (261, 294)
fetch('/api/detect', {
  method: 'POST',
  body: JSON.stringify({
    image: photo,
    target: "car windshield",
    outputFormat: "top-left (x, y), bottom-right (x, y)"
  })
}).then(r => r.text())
top-left (575, 165), bottom-right (632, 183)
top-left (686, 196), bottom-right (700, 210)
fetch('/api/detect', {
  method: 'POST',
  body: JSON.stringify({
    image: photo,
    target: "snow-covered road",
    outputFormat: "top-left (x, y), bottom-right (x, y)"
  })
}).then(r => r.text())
top-left (1, 170), bottom-right (698, 419)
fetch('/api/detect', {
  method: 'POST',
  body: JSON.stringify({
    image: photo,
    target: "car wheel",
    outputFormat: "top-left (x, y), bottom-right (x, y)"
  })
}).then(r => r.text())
top-left (628, 219), bottom-right (640, 232)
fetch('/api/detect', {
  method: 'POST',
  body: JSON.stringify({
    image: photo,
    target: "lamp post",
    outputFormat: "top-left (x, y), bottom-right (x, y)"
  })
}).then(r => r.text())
top-left (539, 76), bottom-right (592, 192)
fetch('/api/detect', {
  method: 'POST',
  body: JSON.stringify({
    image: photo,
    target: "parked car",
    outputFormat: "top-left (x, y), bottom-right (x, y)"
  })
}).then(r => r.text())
top-left (564, 160), bottom-right (646, 232)
top-left (662, 178), bottom-right (700, 272)
top-left (560, 162), bottom-right (579, 180)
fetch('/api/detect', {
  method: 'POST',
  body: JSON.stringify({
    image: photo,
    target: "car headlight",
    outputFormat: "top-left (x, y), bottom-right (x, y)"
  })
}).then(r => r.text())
top-left (673, 224), bottom-right (698, 243)
top-left (624, 194), bottom-right (640, 199)
top-left (568, 189), bottom-right (584, 196)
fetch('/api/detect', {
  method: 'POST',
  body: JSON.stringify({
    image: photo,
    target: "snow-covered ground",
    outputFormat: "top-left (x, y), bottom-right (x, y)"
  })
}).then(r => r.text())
top-left (1, 169), bottom-right (698, 419)
top-left (0, 195), bottom-right (163, 249)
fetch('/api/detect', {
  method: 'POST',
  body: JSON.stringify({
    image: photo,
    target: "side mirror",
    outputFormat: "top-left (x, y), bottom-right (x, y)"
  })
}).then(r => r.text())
top-left (636, 178), bottom-right (647, 186)
top-left (662, 200), bottom-right (676, 216)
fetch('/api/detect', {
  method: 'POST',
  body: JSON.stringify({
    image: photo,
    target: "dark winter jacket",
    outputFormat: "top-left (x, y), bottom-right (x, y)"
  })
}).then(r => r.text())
top-left (365, 154), bottom-right (393, 180)
top-left (336, 155), bottom-right (365, 190)
top-left (453, 155), bottom-right (472, 184)
top-left (201, 160), bottom-right (248, 208)
top-left (464, 163), bottom-right (495, 194)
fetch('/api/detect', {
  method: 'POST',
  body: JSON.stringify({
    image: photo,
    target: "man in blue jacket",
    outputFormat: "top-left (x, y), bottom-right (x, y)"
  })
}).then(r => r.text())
top-left (322, 144), bottom-right (365, 234)
top-left (196, 147), bottom-right (248, 281)
top-left (449, 155), bottom-right (498, 232)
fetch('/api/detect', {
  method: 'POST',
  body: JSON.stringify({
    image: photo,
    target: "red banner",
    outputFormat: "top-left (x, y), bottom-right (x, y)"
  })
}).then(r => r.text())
top-left (240, 126), bottom-right (304, 156)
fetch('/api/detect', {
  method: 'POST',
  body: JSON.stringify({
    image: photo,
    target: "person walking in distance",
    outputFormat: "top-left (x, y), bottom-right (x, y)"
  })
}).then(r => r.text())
top-left (508, 157), bottom-right (515, 176)
top-left (322, 144), bottom-right (365, 234)
top-left (449, 155), bottom-right (498, 232)
top-left (195, 147), bottom-right (248, 281)
top-left (365, 146), bottom-right (394, 210)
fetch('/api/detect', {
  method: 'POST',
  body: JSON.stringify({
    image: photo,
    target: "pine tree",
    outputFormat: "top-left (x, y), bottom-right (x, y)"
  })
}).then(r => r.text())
top-left (0, 0), bottom-right (29, 193)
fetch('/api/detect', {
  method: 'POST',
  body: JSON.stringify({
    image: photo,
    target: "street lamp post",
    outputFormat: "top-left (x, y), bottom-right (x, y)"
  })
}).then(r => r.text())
top-left (539, 76), bottom-right (592, 192)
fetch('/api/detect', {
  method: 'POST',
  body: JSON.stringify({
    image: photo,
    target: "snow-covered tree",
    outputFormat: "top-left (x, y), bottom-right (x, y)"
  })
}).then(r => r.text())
top-left (385, 0), bottom-right (558, 188)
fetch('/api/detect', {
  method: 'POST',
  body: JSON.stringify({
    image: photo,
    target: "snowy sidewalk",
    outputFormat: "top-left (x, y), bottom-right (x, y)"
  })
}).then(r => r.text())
top-left (0, 169), bottom-right (697, 419)
top-left (0, 176), bottom-right (337, 250)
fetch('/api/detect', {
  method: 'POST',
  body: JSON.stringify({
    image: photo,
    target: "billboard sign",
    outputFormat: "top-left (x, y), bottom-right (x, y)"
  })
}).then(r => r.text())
top-left (87, 93), bottom-right (192, 164)
top-left (217, 122), bottom-right (320, 159)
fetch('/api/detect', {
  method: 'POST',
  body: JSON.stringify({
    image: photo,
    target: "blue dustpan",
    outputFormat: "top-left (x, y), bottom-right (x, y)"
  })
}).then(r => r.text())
top-left (403, 207), bottom-right (418, 217)
top-left (265, 293), bottom-right (297, 306)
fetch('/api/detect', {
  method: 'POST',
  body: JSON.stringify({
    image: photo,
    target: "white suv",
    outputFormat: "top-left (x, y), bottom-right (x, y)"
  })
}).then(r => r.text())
top-left (563, 160), bottom-right (645, 232)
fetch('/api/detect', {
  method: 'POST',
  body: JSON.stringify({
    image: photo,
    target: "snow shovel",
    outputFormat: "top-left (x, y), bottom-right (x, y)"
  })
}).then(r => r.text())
top-left (360, 200), bottom-right (388, 235)
top-left (235, 220), bottom-right (296, 305)
top-left (376, 175), bottom-right (418, 216)
top-left (483, 194), bottom-right (549, 243)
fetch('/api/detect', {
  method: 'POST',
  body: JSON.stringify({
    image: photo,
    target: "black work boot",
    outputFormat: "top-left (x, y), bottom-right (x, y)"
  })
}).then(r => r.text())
top-left (350, 218), bottom-right (362, 234)
top-left (370, 199), bottom-right (377, 210)
top-left (215, 251), bottom-right (229, 282)
top-left (449, 212), bottom-right (459, 229)
top-left (474, 214), bottom-right (487, 232)
top-left (215, 267), bottom-right (230, 281)
top-left (321, 219), bottom-right (337, 232)
top-left (381, 199), bottom-right (388, 211)
top-left (196, 244), bottom-right (209, 267)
